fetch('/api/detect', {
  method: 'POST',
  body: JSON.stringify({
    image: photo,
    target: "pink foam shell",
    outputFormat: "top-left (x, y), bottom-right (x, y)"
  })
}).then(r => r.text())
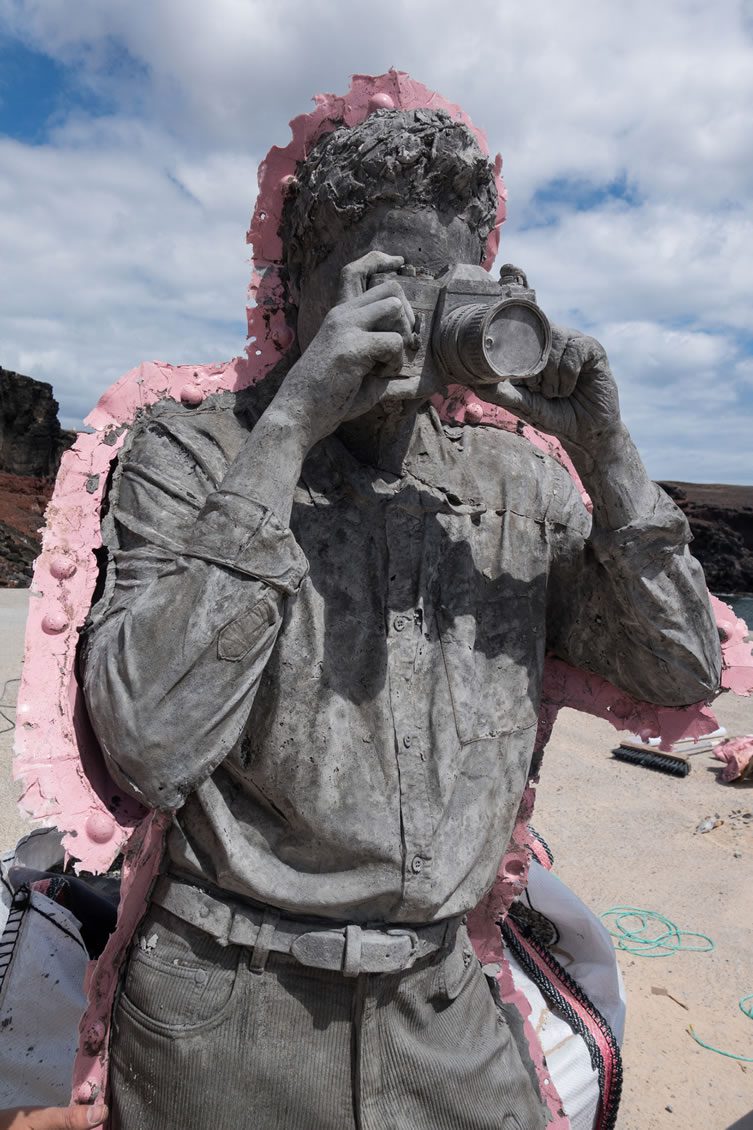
top-left (11, 70), bottom-right (753, 1108)
top-left (714, 734), bottom-right (753, 782)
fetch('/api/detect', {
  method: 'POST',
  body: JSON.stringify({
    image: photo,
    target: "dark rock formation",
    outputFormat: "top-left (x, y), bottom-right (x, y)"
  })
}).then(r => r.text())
top-left (0, 367), bottom-right (75, 478)
top-left (0, 369), bottom-right (76, 586)
top-left (660, 481), bottom-right (753, 594)
top-left (0, 472), bottom-right (52, 586)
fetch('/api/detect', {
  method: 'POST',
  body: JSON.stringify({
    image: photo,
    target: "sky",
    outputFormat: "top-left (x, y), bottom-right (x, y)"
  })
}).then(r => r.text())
top-left (0, 0), bottom-right (752, 482)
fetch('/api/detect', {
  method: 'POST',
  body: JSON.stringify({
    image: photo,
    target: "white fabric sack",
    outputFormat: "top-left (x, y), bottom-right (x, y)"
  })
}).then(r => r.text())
top-left (526, 860), bottom-right (626, 1044)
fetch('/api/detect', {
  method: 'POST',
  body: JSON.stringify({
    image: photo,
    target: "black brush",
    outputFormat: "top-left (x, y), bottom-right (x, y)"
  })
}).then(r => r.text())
top-left (612, 743), bottom-right (690, 778)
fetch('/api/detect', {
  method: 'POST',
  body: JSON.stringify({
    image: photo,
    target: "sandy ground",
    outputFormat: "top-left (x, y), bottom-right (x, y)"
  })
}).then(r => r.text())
top-left (1, 587), bottom-right (751, 1129)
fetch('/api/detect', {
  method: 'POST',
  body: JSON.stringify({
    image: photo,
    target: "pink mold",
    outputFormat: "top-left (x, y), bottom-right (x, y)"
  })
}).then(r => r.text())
top-left (714, 734), bottom-right (753, 782)
top-left (11, 70), bottom-right (753, 1113)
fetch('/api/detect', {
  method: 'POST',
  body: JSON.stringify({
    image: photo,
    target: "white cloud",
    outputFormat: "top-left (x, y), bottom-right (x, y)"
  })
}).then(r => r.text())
top-left (509, 199), bottom-right (753, 332)
top-left (0, 129), bottom-right (254, 424)
top-left (0, 0), bottom-right (751, 480)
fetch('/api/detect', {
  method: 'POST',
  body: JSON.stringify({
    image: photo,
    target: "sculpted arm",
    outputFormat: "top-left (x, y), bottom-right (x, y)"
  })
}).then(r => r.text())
top-left (482, 327), bottom-right (722, 705)
top-left (82, 252), bottom-right (414, 810)
top-left (81, 416), bottom-right (307, 811)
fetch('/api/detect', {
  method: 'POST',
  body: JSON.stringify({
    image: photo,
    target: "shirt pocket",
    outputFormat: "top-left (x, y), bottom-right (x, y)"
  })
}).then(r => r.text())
top-left (436, 590), bottom-right (542, 745)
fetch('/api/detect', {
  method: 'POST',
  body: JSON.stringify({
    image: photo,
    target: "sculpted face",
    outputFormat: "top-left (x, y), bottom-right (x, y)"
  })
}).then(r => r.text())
top-left (295, 206), bottom-right (480, 353)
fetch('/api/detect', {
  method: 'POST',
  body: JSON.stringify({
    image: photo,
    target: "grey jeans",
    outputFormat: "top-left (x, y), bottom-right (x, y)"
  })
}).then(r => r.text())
top-left (110, 904), bottom-right (548, 1129)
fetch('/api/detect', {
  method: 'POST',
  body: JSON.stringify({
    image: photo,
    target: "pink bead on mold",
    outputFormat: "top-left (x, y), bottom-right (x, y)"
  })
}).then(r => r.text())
top-left (464, 401), bottom-right (485, 425)
top-left (368, 93), bottom-right (395, 112)
top-left (49, 554), bottom-right (77, 580)
top-left (72, 1080), bottom-right (101, 1105)
top-left (272, 325), bottom-right (295, 351)
top-left (502, 856), bottom-right (526, 879)
top-left (179, 384), bottom-right (204, 407)
top-left (41, 611), bottom-right (68, 634)
top-left (85, 812), bottom-right (116, 844)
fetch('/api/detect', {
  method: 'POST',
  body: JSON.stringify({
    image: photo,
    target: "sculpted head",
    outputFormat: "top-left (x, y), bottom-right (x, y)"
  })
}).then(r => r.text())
top-left (281, 109), bottom-right (499, 349)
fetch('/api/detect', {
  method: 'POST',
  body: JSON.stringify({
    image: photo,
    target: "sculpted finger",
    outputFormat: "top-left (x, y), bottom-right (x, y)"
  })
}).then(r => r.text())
top-left (536, 324), bottom-right (571, 398)
top-left (337, 252), bottom-right (405, 302)
top-left (553, 336), bottom-right (584, 398)
top-left (366, 331), bottom-right (405, 376)
top-left (353, 280), bottom-right (415, 330)
top-left (481, 382), bottom-right (557, 432)
top-left (357, 297), bottom-right (416, 346)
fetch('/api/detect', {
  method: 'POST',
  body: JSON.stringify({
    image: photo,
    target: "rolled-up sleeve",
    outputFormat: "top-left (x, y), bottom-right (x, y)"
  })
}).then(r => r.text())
top-left (82, 411), bottom-right (308, 811)
top-left (547, 481), bottom-right (722, 707)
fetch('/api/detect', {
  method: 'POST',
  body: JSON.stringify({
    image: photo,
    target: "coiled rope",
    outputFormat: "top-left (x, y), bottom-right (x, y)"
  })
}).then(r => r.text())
top-left (600, 906), bottom-right (752, 1062)
top-left (599, 906), bottom-right (714, 957)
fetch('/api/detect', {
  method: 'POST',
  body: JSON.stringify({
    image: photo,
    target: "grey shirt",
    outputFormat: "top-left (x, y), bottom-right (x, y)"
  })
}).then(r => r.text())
top-left (82, 391), bottom-right (721, 924)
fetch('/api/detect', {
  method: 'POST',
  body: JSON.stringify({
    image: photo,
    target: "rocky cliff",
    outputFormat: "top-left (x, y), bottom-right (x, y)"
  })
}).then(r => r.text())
top-left (660, 481), bottom-right (753, 595)
top-left (0, 367), bottom-right (75, 477)
top-left (0, 369), bottom-right (76, 586)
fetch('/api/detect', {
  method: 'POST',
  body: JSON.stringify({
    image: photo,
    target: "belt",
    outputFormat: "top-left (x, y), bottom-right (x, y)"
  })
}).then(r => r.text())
top-left (151, 876), bottom-right (460, 977)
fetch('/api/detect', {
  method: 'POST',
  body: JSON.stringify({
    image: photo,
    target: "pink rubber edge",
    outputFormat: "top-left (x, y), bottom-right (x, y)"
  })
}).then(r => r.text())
top-left (713, 733), bottom-right (753, 781)
top-left (9, 69), bottom-right (751, 1111)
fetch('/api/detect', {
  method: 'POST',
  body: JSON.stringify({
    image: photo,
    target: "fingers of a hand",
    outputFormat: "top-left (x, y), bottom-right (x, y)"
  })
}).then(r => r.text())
top-left (546, 336), bottom-right (581, 399)
top-left (541, 330), bottom-right (602, 398)
top-left (356, 297), bottom-right (415, 345)
top-left (482, 381), bottom-right (552, 429)
top-left (350, 280), bottom-right (415, 330)
top-left (366, 331), bottom-right (405, 375)
top-left (14, 1104), bottom-right (108, 1130)
top-left (337, 252), bottom-right (404, 302)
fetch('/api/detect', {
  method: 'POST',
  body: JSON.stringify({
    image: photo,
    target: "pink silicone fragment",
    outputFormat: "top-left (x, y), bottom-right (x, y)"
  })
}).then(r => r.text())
top-left (713, 734), bottom-right (753, 782)
top-left (72, 812), bottom-right (169, 1103)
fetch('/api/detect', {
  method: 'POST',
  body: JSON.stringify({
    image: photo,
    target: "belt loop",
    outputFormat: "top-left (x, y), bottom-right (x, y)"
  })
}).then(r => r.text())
top-left (343, 924), bottom-right (363, 978)
top-left (248, 906), bottom-right (280, 974)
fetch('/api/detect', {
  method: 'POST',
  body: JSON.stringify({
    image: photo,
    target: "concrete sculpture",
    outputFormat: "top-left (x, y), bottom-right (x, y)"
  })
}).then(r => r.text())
top-left (13, 71), bottom-right (751, 1129)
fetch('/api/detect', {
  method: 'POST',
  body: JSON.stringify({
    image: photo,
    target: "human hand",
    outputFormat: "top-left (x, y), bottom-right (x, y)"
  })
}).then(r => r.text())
top-left (272, 250), bottom-right (419, 450)
top-left (477, 325), bottom-right (624, 463)
top-left (0, 1104), bottom-right (108, 1130)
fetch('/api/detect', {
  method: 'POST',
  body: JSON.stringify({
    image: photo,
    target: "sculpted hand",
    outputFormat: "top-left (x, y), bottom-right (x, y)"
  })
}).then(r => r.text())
top-left (0, 1105), bottom-right (108, 1130)
top-left (478, 325), bottom-right (623, 464)
top-left (273, 251), bottom-right (417, 450)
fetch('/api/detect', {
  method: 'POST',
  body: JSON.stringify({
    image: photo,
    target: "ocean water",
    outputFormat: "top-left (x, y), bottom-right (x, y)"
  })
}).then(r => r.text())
top-left (717, 593), bottom-right (753, 628)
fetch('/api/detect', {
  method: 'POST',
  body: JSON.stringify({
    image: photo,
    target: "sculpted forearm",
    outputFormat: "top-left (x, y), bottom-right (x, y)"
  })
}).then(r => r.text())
top-left (566, 423), bottom-right (657, 531)
top-left (221, 407), bottom-right (309, 527)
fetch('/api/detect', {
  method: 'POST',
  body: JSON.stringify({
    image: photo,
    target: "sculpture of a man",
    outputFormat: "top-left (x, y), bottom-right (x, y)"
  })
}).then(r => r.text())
top-left (81, 107), bottom-right (721, 1128)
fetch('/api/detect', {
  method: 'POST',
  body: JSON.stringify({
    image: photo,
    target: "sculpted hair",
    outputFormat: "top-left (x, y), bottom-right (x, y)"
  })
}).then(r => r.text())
top-left (281, 108), bottom-right (498, 284)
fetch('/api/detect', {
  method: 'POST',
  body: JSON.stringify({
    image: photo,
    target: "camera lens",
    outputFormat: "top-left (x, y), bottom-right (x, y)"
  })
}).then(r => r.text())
top-left (438, 299), bottom-right (550, 384)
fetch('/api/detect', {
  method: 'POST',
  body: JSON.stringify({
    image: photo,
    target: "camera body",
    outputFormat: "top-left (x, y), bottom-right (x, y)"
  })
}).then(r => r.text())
top-left (373, 262), bottom-right (551, 388)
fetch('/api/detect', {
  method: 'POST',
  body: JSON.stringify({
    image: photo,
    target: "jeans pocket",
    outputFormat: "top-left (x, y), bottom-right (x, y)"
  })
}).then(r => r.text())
top-left (118, 906), bottom-right (241, 1033)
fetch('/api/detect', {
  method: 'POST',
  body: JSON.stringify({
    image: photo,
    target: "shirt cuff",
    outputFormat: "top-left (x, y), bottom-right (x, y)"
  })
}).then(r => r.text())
top-left (588, 485), bottom-right (692, 570)
top-left (184, 490), bottom-right (308, 595)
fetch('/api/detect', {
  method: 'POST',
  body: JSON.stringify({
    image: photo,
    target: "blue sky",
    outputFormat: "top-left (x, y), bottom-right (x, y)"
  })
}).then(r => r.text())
top-left (1, 0), bottom-right (752, 482)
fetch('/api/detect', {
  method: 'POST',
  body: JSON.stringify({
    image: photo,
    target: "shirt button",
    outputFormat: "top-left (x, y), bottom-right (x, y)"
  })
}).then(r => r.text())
top-left (411, 855), bottom-right (424, 874)
top-left (195, 969), bottom-right (208, 986)
top-left (199, 905), bottom-right (210, 919)
top-left (403, 735), bottom-right (413, 749)
top-left (393, 615), bottom-right (408, 632)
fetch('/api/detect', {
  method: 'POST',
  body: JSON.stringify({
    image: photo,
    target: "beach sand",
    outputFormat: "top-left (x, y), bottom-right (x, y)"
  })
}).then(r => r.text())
top-left (1, 588), bottom-right (751, 1129)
